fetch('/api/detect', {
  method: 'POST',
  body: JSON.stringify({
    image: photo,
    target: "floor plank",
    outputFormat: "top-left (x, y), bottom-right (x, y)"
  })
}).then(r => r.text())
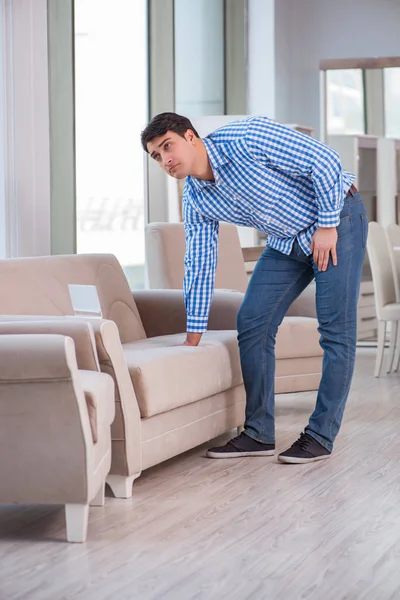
top-left (1, 348), bottom-right (400, 600)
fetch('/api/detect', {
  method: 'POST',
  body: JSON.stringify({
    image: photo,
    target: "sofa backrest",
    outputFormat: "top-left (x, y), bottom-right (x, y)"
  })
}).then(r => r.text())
top-left (0, 253), bottom-right (147, 343)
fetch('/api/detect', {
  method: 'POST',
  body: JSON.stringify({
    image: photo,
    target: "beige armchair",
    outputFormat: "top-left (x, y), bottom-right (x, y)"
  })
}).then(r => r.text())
top-left (0, 254), bottom-right (246, 499)
top-left (146, 221), bottom-right (248, 292)
top-left (0, 323), bottom-right (115, 542)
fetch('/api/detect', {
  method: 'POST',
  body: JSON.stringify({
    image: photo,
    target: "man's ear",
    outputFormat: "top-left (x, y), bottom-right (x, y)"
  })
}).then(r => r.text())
top-left (185, 129), bottom-right (197, 144)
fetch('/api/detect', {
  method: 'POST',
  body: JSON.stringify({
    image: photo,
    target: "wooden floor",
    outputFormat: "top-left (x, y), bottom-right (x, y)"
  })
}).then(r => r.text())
top-left (1, 348), bottom-right (400, 600)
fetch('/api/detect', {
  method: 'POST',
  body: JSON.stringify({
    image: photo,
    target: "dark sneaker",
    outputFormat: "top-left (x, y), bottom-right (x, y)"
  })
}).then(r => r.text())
top-left (206, 431), bottom-right (275, 459)
top-left (278, 432), bottom-right (331, 464)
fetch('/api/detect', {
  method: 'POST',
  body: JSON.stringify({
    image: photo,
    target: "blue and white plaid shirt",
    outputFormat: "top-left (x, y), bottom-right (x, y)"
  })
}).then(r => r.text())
top-left (182, 116), bottom-right (355, 333)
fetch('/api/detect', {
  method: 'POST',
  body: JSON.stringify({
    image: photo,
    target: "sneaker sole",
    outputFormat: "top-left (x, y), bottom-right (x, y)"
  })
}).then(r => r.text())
top-left (206, 449), bottom-right (275, 459)
top-left (277, 454), bottom-right (330, 464)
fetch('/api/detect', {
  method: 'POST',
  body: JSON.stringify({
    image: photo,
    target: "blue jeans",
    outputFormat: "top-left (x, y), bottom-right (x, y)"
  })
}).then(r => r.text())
top-left (237, 193), bottom-right (368, 451)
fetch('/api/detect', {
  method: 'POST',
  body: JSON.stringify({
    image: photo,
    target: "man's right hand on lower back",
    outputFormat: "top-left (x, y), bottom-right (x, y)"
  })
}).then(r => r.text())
top-left (184, 332), bottom-right (202, 347)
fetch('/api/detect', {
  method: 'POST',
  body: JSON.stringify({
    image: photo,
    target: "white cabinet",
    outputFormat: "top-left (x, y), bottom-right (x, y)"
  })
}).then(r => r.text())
top-left (327, 135), bottom-right (379, 224)
top-left (328, 135), bottom-right (400, 341)
top-left (393, 142), bottom-right (400, 225)
top-left (328, 134), bottom-right (400, 229)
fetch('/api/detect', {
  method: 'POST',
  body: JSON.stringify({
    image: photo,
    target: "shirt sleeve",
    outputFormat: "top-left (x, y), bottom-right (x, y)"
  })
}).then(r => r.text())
top-left (183, 195), bottom-right (219, 333)
top-left (244, 116), bottom-right (346, 228)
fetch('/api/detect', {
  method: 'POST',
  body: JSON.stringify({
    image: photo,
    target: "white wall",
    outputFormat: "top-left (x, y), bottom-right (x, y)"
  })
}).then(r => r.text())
top-left (273, 0), bottom-right (400, 137)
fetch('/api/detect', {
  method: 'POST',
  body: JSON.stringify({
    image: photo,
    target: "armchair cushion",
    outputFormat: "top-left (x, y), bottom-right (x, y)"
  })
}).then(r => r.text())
top-left (122, 330), bottom-right (242, 418)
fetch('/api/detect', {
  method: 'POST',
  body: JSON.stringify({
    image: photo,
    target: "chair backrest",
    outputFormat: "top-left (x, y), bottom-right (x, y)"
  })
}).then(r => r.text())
top-left (385, 223), bottom-right (400, 302)
top-left (145, 222), bottom-right (248, 293)
top-left (367, 222), bottom-right (396, 318)
top-left (0, 254), bottom-right (147, 343)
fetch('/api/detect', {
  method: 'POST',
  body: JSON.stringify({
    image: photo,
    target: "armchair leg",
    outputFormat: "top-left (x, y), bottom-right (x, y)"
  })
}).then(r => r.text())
top-left (386, 321), bottom-right (398, 373)
top-left (392, 321), bottom-right (400, 372)
top-left (90, 482), bottom-right (105, 507)
top-left (106, 474), bottom-right (140, 499)
top-left (375, 321), bottom-right (386, 378)
top-left (65, 504), bottom-right (89, 543)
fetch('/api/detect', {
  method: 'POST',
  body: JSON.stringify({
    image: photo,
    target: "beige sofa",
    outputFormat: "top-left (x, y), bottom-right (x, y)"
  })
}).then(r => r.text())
top-left (0, 254), bottom-right (246, 498)
top-left (0, 322), bottom-right (115, 542)
top-left (0, 253), bottom-right (322, 499)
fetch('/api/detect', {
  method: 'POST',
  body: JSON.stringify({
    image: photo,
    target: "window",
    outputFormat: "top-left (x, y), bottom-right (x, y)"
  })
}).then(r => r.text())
top-left (384, 67), bottom-right (400, 138)
top-left (0, 20), bottom-right (6, 258)
top-left (174, 0), bottom-right (225, 117)
top-left (74, 0), bottom-right (148, 288)
top-left (326, 69), bottom-right (365, 135)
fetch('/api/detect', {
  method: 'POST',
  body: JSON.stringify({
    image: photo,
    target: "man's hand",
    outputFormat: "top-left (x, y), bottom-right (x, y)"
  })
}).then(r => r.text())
top-left (311, 227), bottom-right (338, 271)
top-left (183, 332), bottom-right (202, 347)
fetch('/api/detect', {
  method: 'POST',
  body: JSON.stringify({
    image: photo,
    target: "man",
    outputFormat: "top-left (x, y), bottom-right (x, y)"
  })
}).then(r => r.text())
top-left (141, 112), bottom-right (368, 464)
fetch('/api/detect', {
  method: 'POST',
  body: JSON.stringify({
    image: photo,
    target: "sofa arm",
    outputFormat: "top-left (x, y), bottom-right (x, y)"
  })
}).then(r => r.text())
top-left (0, 316), bottom-right (99, 372)
top-left (82, 318), bottom-right (142, 478)
top-left (132, 289), bottom-right (244, 337)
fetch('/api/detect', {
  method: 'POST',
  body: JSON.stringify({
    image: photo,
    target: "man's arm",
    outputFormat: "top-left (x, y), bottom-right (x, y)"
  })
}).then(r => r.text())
top-left (183, 197), bottom-right (219, 346)
top-left (244, 116), bottom-right (350, 270)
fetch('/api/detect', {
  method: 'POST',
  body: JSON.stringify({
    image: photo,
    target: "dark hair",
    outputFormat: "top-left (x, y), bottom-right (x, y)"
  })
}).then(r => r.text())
top-left (141, 112), bottom-right (200, 152)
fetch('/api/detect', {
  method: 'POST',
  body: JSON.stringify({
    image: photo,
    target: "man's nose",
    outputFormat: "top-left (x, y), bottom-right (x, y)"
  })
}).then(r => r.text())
top-left (163, 155), bottom-right (173, 167)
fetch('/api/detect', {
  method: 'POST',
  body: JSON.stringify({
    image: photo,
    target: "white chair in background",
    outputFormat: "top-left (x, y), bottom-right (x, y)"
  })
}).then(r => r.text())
top-left (367, 222), bottom-right (400, 377)
top-left (385, 223), bottom-right (400, 371)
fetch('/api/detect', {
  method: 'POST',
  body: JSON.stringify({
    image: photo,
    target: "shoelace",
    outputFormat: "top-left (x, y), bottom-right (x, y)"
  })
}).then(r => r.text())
top-left (292, 432), bottom-right (311, 451)
top-left (229, 431), bottom-right (248, 449)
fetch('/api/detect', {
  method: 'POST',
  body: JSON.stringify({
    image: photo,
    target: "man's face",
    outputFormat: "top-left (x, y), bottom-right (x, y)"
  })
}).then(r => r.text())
top-left (147, 130), bottom-right (197, 179)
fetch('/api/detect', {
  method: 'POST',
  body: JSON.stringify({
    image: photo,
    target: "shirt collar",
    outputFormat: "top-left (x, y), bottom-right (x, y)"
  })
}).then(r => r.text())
top-left (190, 137), bottom-right (229, 189)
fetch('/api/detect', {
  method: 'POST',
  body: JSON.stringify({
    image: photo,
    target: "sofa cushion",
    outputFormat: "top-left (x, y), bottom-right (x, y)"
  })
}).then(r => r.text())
top-left (123, 316), bottom-right (321, 418)
top-left (123, 330), bottom-right (242, 418)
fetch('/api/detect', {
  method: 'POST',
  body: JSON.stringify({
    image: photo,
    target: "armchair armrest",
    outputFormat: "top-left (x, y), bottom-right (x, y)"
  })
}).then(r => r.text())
top-left (132, 289), bottom-right (244, 337)
top-left (0, 333), bottom-right (75, 381)
top-left (0, 316), bottom-right (99, 371)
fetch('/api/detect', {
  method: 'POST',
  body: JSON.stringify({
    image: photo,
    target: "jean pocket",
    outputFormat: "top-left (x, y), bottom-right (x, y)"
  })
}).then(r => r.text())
top-left (336, 215), bottom-right (351, 238)
top-left (348, 192), bottom-right (362, 207)
top-left (360, 213), bottom-right (368, 249)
